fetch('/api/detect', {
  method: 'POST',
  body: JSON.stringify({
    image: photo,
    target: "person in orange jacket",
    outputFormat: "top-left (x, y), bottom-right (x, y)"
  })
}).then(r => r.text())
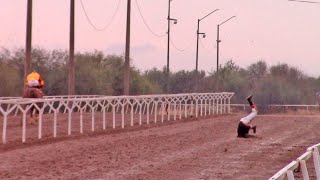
top-left (23, 71), bottom-right (45, 124)
top-left (24, 71), bottom-right (45, 98)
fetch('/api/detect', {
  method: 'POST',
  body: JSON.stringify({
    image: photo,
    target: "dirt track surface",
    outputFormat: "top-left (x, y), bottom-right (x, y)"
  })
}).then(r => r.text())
top-left (1, 113), bottom-right (320, 180)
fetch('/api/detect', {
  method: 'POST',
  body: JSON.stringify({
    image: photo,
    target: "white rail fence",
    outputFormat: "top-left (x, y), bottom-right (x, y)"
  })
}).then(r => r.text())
top-left (231, 104), bottom-right (320, 113)
top-left (270, 143), bottom-right (320, 180)
top-left (0, 95), bottom-right (104, 100)
top-left (0, 92), bottom-right (234, 144)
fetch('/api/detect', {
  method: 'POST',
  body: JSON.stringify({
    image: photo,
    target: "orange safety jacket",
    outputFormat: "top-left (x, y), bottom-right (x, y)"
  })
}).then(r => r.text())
top-left (26, 71), bottom-right (45, 88)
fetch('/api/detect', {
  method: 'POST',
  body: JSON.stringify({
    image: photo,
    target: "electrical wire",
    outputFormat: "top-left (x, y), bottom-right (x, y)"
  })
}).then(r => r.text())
top-left (199, 37), bottom-right (206, 49)
top-left (199, 37), bottom-right (216, 53)
top-left (288, 0), bottom-right (320, 4)
top-left (169, 34), bottom-right (196, 52)
top-left (80, 0), bottom-right (121, 31)
top-left (135, 0), bottom-right (166, 37)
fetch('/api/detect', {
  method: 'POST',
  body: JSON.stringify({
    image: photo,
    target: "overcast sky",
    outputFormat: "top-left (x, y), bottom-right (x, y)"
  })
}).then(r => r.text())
top-left (0, 0), bottom-right (319, 77)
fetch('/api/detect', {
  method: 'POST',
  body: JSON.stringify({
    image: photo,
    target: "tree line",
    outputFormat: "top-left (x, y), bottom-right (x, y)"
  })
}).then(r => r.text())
top-left (0, 47), bottom-right (319, 104)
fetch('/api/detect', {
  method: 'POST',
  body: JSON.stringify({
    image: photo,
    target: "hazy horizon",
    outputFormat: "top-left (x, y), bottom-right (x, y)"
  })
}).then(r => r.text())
top-left (1, 0), bottom-right (319, 77)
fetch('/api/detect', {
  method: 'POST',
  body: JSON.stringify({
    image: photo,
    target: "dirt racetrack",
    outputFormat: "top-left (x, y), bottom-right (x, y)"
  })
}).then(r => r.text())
top-left (1, 113), bottom-right (320, 180)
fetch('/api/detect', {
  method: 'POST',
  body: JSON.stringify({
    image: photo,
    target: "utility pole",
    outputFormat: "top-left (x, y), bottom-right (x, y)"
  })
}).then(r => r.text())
top-left (195, 19), bottom-right (203, 92)
top-left (216, 16), bottom-right (236, 74)
top-left (166, 0), bottom-right (171, 94)
top-left (166, 0), bottom-right (177, 94)
top-left (124, 0), bottom-right (131, 95)
top-left (195, 19), bottom-right (201, 74)
top-left (195, 9), bottom-right (219, 92)
top-left (68, 0), bottom-right (75, 95)
top-left (216, 24), bottom-right (220, 74)
top-left (216, 16), bottom-right (236, 91)
top-left (24, 0), bottom-right (32, 89)
top-left (216, 24), bottom-right (221, 91)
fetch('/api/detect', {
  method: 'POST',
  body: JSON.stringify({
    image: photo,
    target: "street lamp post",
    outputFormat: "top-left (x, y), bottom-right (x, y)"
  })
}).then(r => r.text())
top-left (216, 16), bottom-right (236, 74)
top-left (216, 16), bottom-right (235, 92)
top-left (196, 20), bottom-right (206, 73)
top-left (195, 9), bottom-right (219, 92)
top-left (166, 0), bottom-right (177, 93)
top-left (195, 9), bottom-right (219, 73)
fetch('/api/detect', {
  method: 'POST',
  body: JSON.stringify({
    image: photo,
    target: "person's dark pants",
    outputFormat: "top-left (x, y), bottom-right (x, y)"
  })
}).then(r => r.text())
top-left (237, 121), bottom-right (250, 138)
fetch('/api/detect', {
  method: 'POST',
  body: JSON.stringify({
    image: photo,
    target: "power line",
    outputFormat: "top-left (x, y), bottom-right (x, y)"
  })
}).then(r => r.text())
top-left (288, 0), bottom-right (320, 3)
top-left (169, 34), bottom-right (196, 52)
top-left (199, 37), bottom-right (215, 53)
top-left (80, 0), bottom-right (121, 31)
top-left (134, 0), bottom-right (166, 37)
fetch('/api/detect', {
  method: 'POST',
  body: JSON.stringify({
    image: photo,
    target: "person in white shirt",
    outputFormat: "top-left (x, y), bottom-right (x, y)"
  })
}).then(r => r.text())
top-left (237, 95), bottom-right (257, 138)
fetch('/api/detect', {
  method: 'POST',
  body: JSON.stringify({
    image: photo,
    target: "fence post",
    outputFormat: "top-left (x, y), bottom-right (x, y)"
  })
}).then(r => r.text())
top-left (103, 108), bottom-right (106, 130)
top-left (2, 115), bottom-right (8, 144)
top-left (139, 104), bottom-right (142, 125)
top-left (131, 104), bottom-right (134, 126)
top-left (286, 170), bottom-right (295, 180)
top-left (53, 110), bottom-right (57, 137)
top-left (179, 101), bottom-right (182, 120)
top-left (300, 160), bottom-right (310, 180)
top-left (154, 102), bottom-right (158, 123)
top-left (68, 109), bottom-right (72, 135)
top-left (147, 102), bottom-right (150, 124)
top-left (313, 147), bottom-right (320, 179)
top-left (174, 102), bottom-right (177, 120)
top-left (161, 103), bottom-right (164, 123)
top-left (196, 100), bottom-right (198, 117)
top-left (121, 104), bottom-right (125, 128)
top-left (92, 107), bottom-right (95, 131)
top-left (112, 105), bottom-right (116, 129)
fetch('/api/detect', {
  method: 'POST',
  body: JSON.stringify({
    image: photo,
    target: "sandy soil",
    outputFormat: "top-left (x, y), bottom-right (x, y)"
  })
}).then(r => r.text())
top-left (1, 113), bottom-right (320, 180)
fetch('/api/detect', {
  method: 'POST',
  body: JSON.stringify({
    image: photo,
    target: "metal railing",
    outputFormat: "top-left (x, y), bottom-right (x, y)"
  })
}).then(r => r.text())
top-left (270, 143), bottom-right (320, 180)
top-left (231, 104), bottom-right (319, 113)
top-left (0, 92), bottom-right (234, 144)
top-left (0, 95), bottom-right (104, 100)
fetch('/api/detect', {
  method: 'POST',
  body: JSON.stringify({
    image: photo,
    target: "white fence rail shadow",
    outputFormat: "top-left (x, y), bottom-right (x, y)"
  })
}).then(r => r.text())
top-left (270, 143), bottom-right (320, 180)
top-left (0, 92), bottom-right (234, 144)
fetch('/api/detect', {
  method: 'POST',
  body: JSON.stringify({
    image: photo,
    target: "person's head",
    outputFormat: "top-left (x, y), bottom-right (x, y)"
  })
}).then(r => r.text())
top-left (26, 71), bottom-right (45, 88)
